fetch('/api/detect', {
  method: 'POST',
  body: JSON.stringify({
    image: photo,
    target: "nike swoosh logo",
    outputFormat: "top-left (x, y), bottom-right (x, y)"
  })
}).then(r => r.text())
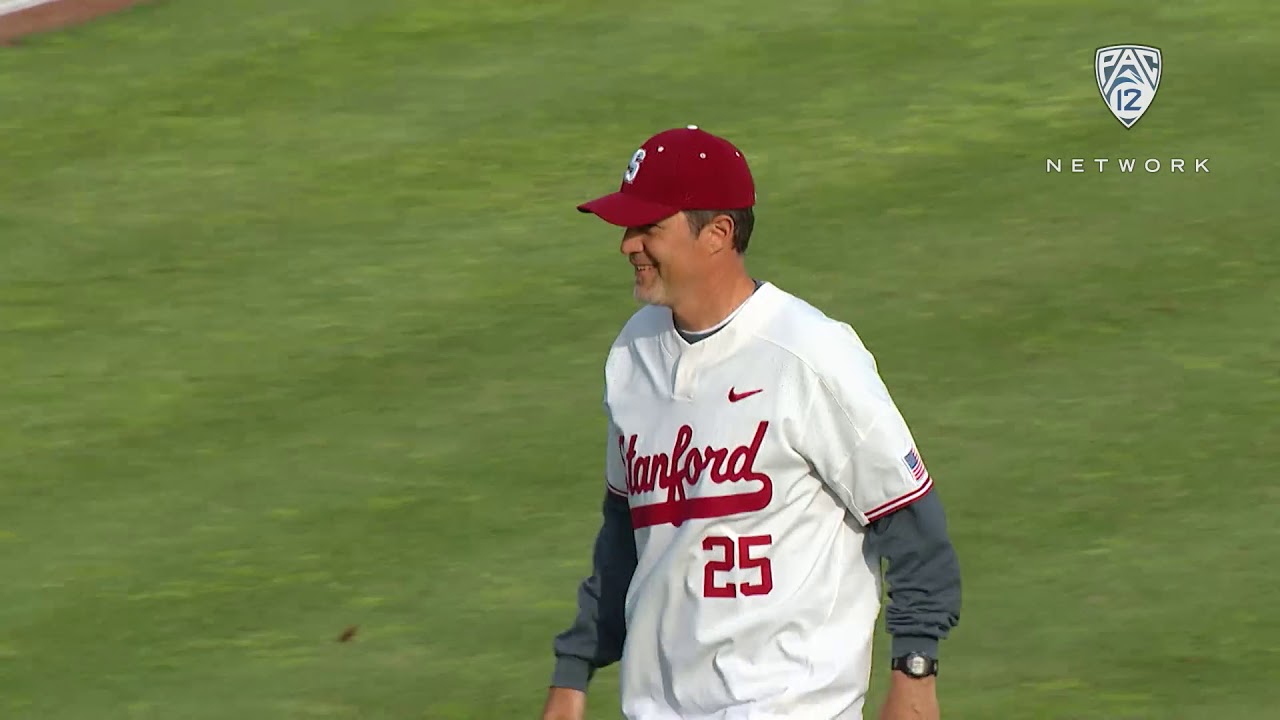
top-left (728, 387), bottom-right (763, 403)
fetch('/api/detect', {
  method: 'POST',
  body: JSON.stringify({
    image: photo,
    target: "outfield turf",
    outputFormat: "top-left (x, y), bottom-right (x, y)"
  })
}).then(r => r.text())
top-left (2, 1), bottom-right (1278, 718)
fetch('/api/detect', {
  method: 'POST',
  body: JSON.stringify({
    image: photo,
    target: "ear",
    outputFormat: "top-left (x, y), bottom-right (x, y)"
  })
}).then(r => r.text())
top-left (698, 214), bottom-right (736, 255)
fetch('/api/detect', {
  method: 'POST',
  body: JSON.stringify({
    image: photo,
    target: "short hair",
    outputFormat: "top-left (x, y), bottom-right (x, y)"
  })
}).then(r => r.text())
top-left (683, 207), bottom-right (755, 254)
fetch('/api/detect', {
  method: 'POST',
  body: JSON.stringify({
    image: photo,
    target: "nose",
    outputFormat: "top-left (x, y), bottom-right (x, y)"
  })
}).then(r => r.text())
top-left (620, 229), bottom-right (644, 256)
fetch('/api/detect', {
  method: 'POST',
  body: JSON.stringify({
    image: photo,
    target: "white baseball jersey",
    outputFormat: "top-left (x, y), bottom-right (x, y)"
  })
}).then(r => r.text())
top-left (604, 282), bottom-right (934, 720)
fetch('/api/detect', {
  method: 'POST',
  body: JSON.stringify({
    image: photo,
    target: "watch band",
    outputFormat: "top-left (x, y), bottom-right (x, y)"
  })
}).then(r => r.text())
top-left (892, 652), bottom-right (939, 678)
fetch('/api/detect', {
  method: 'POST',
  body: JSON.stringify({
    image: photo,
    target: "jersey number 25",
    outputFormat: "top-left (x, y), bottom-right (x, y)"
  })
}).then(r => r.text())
top-left (702, 534), bottom-right (773, 598)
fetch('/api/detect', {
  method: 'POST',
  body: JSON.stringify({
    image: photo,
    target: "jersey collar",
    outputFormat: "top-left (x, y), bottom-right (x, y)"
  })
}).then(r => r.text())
top-left (659, 281), bottom-right (779, 358)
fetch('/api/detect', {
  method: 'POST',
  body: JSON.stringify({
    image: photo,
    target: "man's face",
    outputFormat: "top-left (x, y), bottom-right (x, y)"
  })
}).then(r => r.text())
top-left (619, 213), bottom-right (703, 307)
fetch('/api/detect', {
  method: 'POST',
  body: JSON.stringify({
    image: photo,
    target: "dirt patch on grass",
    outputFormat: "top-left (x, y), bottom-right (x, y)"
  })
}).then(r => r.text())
top-left (1, 0), bottom-right (157, 45)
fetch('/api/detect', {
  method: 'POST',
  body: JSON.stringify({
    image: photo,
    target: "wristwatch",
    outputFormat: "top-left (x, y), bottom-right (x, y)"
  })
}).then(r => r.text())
top-left (891, 652), bottom-right (939, 678)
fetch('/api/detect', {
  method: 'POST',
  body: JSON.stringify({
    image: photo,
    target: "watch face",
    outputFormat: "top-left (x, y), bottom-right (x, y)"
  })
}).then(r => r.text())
top-left (908, 655), bottom-right (928, 676)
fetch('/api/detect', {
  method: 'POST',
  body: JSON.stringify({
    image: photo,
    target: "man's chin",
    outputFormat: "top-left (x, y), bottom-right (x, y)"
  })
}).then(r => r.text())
top-left (633, 286), bottom-right (665, 306)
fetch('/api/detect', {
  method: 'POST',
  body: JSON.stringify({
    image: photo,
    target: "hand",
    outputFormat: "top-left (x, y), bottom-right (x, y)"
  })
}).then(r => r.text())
top-left (541, 687), bottom-right (587, 720)
top-left (877, 671), bottom-right (940, 720)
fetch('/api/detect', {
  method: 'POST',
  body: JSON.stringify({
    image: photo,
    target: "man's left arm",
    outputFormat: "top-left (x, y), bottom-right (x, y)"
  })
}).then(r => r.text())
top-left (793, 346), bottom-right (962, 720)
top-left (866, 487), bottom-right (961, 720)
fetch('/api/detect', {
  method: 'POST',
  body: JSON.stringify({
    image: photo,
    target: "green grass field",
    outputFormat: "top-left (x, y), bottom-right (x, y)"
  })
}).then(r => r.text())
top-left (2, 1), bottom-right (1278, 718)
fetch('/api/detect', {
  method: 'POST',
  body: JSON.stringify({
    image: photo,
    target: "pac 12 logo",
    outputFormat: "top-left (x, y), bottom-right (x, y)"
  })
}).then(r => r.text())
top-left (1095, 44), bottom-right (1161, 128)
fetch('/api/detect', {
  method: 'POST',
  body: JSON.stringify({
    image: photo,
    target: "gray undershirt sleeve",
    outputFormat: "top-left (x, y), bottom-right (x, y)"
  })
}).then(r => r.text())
top-left (865, 488), bottom-right (962, 658)
top-left (550, 490), bottom-right (637, 691)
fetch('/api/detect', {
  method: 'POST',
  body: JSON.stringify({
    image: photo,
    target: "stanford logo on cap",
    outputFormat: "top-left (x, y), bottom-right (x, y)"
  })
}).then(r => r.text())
top-left (624, 148), bottom-right (645, 184)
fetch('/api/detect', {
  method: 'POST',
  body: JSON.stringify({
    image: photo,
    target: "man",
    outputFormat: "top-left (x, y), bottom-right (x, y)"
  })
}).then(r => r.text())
top-left (542, 126), bottom-right (962, 720)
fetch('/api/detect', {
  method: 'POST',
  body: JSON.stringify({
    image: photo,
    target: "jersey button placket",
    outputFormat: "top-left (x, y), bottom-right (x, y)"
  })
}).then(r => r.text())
top-left (671, 343), bottom-right (703, 400)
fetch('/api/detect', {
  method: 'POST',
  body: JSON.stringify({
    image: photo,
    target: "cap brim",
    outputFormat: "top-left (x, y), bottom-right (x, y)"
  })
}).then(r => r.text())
top-left (576, 192), bottom-right (679, 227)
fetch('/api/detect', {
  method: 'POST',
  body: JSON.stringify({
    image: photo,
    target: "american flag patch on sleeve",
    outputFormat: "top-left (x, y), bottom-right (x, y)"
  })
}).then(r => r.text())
top-left (863, 446), bottom-right (935, 522)
top-left (903, 447), bottom-right (930, 483)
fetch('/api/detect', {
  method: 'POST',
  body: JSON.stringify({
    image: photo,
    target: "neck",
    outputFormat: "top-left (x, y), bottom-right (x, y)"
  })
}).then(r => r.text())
top-left (671, 269), bottom-right (759, 333)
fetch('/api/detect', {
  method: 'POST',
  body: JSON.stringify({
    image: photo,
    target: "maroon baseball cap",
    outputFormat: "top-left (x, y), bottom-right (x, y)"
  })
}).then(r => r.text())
top-left (577, 125), bottom-right (756, 227)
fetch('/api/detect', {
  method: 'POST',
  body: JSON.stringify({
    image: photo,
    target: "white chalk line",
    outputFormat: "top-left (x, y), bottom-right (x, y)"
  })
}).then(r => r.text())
top-left (0, 0), bottom-right (62, 17)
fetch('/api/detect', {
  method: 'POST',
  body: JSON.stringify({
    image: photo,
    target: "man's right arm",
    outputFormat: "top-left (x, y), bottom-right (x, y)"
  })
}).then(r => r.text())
top-left (543, 488), bottom-right (636, 718)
